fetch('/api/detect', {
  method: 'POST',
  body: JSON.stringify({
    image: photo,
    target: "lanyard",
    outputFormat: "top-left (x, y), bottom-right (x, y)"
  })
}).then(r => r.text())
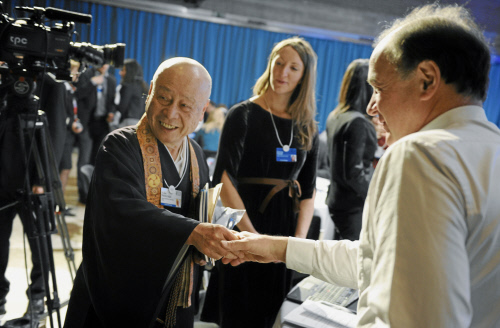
top-left (263, 95), bottom-right (294, 152)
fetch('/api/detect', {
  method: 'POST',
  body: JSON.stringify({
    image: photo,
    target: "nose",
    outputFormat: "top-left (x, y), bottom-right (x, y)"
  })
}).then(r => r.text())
top-left (283, 65), bottom-right (290, 76)
top-left (276, 64), bottom-right (289, 78)
top-left (163, 103), bottom-right (179, 119)
top-left (366, 93), bottom-right (377, 116)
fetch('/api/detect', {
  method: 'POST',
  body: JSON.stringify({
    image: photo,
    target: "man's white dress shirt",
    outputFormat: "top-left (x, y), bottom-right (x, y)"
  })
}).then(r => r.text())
top-left (287, 106), bottom-right (500, 327)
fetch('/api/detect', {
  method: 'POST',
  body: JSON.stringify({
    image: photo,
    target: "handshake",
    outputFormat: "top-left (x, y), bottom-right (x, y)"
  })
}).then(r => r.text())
top-left (186, 223), bottom-right (289, 267)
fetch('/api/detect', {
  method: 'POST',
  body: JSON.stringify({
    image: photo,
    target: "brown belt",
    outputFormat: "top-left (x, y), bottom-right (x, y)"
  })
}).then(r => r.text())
top-left (238, 177), bottom-right (302, 214)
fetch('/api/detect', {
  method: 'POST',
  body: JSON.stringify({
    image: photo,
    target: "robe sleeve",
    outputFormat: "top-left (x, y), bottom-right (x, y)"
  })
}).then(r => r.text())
top-left (81, 128), bottom-right (202, 327)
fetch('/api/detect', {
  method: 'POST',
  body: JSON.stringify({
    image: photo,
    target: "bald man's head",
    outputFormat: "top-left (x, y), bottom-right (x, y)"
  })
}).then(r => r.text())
top-left (145, 57), bottom-right (212, 153)
top-left (152, 57), bottom-right (212, 100)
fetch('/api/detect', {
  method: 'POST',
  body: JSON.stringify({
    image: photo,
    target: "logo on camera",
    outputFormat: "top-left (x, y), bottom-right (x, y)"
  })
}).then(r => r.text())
top-left (9, 35), bottom-right (28, 47)
top-left (14, 80), bottom-right (30, 95)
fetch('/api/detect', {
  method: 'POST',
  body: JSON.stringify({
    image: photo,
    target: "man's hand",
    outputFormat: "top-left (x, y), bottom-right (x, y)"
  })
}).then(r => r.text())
top-left (106, 112), bottom-right (115, 123)
top-left (32, 185), bottom-right (44, 194)
top-left (220, 232), bottom-right (289, 266)
top-left (186, 223), bottom-right (240, 261)
top-left (91, 74), bottom-right (104, 86)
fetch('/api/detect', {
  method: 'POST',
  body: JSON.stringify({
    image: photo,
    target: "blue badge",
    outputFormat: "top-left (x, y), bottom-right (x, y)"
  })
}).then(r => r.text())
top-left (276, 147), bottom-right (297, 162)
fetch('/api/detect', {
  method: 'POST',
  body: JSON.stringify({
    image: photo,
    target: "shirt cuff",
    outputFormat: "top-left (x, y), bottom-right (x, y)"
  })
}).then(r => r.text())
top-left (286, 237), bottom-right (316, 275)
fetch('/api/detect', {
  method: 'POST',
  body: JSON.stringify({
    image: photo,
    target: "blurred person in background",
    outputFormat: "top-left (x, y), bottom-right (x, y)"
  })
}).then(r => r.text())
top-left (76, 64), bottom-right (116, 168)
top-left (194, 106), bottom-right (225, 159)
top-left (325, 59), bottom-right (377, 240)
top-left (59, 60), bottom-right (82, 196)
top-left (115, 58), bottom-right (148, 128)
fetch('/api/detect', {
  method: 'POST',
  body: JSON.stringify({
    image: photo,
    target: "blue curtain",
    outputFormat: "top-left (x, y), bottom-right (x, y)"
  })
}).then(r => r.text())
top-left (484, 63), bottom-right (500, 126)
top-left (7, 0), bottom-right (500, 129)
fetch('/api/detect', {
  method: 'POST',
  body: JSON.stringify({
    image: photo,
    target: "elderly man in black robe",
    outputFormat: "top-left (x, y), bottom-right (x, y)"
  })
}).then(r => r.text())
top-left (64, 58), bottom-right (239, 328)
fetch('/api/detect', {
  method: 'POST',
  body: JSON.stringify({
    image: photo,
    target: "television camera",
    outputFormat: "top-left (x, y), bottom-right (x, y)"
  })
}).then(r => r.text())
top-left (0, 2), bottom-right (124, 103)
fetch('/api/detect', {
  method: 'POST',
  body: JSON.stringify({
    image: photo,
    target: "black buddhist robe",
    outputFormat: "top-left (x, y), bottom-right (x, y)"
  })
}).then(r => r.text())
top-left (64, 126), bottom-right (209, 328)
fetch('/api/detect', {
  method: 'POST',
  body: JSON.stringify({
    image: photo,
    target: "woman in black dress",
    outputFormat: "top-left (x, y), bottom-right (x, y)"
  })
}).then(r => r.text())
top-left (325, 59), bottom-right (377, 240)
top-left (202, 37), bottom-right (319, 328)
top-left (116, 58), bottom-right (148, 127)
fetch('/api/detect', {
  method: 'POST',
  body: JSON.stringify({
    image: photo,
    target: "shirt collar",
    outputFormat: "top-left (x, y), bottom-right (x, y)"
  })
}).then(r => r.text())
top-left (420, 105), bottom-right (486, 132)
top-left (165, 137), bottom-right (188, 175)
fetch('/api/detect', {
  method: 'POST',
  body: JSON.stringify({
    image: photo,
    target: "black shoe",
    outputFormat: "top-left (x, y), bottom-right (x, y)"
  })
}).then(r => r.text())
top-left (63, 207), bottom-right (76, 217)
top-left (24, 298), bottom-right (44, 316)
top-left (0, 303), bottom-right (5, 315)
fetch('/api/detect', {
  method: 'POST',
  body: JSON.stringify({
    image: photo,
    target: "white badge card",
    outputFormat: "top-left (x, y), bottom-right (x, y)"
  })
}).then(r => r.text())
top-left (161, 188), bottom-right (182, 208)
top-left (276, 147), bottom-right (297, 162)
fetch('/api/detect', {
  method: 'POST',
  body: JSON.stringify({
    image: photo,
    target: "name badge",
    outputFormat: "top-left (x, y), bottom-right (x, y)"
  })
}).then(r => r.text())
top-left (161, 188), bottom-right (182, 208)
top-left (276, 147), bottom-right (297, 162)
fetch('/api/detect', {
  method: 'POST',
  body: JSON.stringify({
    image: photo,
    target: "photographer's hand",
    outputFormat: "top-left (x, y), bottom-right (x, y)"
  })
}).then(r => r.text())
top-left (32, 185), bottom-right (44, 194)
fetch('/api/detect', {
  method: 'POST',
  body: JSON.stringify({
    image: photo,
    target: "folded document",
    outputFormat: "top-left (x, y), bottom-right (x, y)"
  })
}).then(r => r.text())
top-left (284, 299), bottom-right (358, 328)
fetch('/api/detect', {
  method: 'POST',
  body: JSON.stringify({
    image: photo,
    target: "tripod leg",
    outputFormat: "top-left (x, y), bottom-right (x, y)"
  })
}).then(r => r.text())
top-left (43, 117), bottom-right (78, 280)
top-left (54, 211), bottom-right (77, 280)
top-left (34, 117), bottom-right (64, 328)
top-left (17, 113), bottom-right (62, 328)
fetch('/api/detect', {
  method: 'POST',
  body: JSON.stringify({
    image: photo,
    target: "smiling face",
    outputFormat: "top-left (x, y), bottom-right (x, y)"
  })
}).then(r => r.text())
top-left (366, 43), bottom-right (422, 142)
top-left (269, 46), bottom-right (305, 97)
top-left (145, 61), bottom-right (210, 155)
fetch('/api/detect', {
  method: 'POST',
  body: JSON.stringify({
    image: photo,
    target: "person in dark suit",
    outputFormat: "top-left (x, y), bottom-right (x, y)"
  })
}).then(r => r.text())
top-left (75, 64), bottom-right (116, 167)
top-left (74, 64), bottom-right (116, 203)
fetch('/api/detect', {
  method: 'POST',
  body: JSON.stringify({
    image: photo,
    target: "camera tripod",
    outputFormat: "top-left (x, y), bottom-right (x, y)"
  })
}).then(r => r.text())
top-left (0, 74), bottom-right (77, 328)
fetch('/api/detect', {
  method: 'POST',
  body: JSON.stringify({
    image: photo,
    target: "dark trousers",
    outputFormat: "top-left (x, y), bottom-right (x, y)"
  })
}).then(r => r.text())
top-left (0, 203), bottom-right (47, 306)
top-left (330, 207), bottom-right (363, 241)
top-left (76, 130), bottom-right (92, 203)
top-left (88, 118), bottom-right (110, 166)
top-left (0, 116), bottom-right (46, 306)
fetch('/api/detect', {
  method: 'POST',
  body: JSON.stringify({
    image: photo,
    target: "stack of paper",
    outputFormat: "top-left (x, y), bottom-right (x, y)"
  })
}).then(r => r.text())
top-left (199, 183), bottom-right (224, 265)
top-left (199, 183), bottom-right (223, 223)
top-left (207, 183), bottom-right (222, 222)
top-left (284, 300), bottom-right (358, 328)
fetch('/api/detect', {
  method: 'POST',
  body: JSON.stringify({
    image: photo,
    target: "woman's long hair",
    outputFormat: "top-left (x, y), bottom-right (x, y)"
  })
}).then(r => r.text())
top-left (332, 59), bottom-right (372, 116)
top-left (253, 37), bottom-right (318, 150)
top-left (122, 58), bottom-right (148, 94)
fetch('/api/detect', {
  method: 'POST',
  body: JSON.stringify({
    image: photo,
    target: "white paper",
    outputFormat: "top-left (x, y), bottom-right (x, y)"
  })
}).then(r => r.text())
top-left (211, 200), bottom-right (245, 229)
top-left (284, 300), bottom-right (358, 328)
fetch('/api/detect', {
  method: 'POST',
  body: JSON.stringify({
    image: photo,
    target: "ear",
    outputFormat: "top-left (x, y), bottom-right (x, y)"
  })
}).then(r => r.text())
top-left (416, 60), bottom-right (441, 101)
top-left (200, 100), bottom-right (209, 121)
top-left (145, 81), bottom-right (153, 105)
top-left (148, 81), bottom-right (154, 96)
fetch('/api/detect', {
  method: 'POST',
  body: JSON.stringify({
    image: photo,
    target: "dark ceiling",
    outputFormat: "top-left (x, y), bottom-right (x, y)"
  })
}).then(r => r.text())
top-left (148, 0), bottom-right (500, 56)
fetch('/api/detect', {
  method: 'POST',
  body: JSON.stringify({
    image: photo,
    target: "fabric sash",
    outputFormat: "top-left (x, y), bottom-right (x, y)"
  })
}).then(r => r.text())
top-left (136, 114), bottom-right (200, 327)
top-left (238, 177), bottom-right (302, 214)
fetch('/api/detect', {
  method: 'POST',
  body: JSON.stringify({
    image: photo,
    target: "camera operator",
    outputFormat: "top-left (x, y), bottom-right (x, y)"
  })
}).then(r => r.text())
top-left (0, 62), bottom-right (77, 318)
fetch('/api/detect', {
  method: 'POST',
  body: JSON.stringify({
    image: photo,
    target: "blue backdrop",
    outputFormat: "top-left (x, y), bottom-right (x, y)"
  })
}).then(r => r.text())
top-left (7, 0), bottom-right (500, 130)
